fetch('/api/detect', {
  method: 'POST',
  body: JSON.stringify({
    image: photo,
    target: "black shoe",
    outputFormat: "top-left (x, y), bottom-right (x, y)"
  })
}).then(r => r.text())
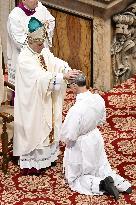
top-left (20, 168), bottom-right (29, 176)
top-left (11, 156), bottom-right (19, 165)
top-left (125, 187), bottom-right (132, 194)
top-left (51, 161), bottom-right (57, 167)
top-left (100, 176), bottom-right (119, 200)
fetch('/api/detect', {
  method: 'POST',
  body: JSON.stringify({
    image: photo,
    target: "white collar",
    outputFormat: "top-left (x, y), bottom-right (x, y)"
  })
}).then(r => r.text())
top-left (76, 90), bottom-right (92, 101)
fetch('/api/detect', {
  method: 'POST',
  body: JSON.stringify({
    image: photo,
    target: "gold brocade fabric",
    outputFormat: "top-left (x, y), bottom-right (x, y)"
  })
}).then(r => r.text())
top-left (0, 36), bottom-right (4, 104)
top-left (49, 92), bottom-right (55, 144)
top-left (38, 54), bottom-right (47, 70)
top-left (49, 128), bottom-right (54, 144)
top-left (38, 55), bottom-right (54, 144)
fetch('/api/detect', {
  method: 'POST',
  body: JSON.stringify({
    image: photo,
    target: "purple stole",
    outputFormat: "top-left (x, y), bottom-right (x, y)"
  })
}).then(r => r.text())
top-left (18, 2), bottom-right (36, 16)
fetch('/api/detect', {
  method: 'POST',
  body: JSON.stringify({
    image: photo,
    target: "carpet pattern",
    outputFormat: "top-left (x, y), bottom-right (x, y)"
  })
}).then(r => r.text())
top-left (0, 75), bottom-right (136, 205)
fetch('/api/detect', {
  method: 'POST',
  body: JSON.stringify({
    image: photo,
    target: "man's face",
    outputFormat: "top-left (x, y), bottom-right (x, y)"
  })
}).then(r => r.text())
top-left (29, 40), bottom-right (44, 53)
top-left (22, 0), bottom-right (38, 10)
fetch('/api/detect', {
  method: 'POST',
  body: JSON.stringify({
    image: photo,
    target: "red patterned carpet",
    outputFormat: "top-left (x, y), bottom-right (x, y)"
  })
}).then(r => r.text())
top-left (0, 75), bottom-right (136, 205)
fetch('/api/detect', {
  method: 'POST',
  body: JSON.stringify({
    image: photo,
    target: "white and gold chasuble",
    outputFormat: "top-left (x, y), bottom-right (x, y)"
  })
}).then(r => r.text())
top-left (14, 46), bottom-right (70, 169)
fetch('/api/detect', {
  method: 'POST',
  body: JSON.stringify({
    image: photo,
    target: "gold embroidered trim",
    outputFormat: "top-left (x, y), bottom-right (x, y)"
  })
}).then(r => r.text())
top-left (38, 55), bottom-right (47, 70)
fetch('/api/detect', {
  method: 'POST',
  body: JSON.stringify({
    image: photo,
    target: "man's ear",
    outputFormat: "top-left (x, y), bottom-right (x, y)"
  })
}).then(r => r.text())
top-left (28, 37), bottom-right (33, 44)
top-left (73, 83), bottom-right (78, 89)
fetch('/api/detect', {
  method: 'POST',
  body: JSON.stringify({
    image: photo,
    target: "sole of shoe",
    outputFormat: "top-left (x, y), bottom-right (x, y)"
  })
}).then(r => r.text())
top-left (108, 185), bottom-right (119, 200)
top-left (125, 187), bottom-right (132, 194)
top-left (103, 176), bottom-right (119, 200)
top-left (51, 161), bottom-right (57, 167)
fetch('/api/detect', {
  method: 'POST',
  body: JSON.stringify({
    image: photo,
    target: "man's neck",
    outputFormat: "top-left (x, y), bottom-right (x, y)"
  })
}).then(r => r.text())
top-left (77, 86), bottom-right (88, 94)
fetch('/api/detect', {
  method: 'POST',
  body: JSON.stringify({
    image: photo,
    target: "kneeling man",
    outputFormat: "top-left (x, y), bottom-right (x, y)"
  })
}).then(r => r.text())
top-left (59, 73), bottom-right (132, 200)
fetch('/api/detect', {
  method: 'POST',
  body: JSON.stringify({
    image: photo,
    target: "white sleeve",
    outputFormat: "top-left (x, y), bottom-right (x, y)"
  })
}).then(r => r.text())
top-left (47, 50), bottom-right (71, 73)
top-left (97, 108), bottom-right (106, 126)
top-left (29, 68), bottom-right (64, 94)
top-left (54, 57), bottom-right (71, 73)
top-left (7, 17), bottom-right (27, 50)
top-left (36, 69), bottom-right (64, 93)
top-left (50, 57), bottom-right (71, 89)
top-left (59, 107), bottom-right (81, 143)
top-left (42, 48), bottom-right (71, 73)
top-left (97, 97), bottom-right (106, 126)
top-left (48, 73), bottom-right (64, 91)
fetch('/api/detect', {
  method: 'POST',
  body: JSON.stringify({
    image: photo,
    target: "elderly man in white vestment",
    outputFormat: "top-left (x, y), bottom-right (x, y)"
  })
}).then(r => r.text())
top-left (13, 17), bottom-right (80, 175)
top-left (7, 0), bottom-right (55, 85)
top-left (59, 73), bottom-right (132, 200)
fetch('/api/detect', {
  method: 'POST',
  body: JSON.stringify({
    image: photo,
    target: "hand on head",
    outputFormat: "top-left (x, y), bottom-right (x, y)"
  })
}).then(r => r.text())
top-left (63, 69), bottom-right (81, 81)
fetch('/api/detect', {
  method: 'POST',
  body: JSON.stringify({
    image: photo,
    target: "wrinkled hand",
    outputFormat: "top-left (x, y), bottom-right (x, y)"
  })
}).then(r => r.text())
top-left (63, 69), bottom-right (81, 81)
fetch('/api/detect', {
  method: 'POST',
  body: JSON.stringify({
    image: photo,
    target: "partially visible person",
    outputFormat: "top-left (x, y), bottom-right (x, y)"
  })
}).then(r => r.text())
top-left (0, 35), bottom-right (4, 105)
top-left (59, 73), bottom-right (132, 200)
top-left (7, 0), bottom-right (55, 85)
top-left (13, 17), bottom-right (80, 175)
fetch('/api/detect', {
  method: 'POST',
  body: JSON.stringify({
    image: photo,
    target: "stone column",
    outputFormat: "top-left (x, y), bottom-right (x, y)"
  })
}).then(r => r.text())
top-left (93, 17), bottom-right (112, 91)
top-left (0, 36), bottom-right (4, 104)
top-left (0, 0), bottom-right (15, 64)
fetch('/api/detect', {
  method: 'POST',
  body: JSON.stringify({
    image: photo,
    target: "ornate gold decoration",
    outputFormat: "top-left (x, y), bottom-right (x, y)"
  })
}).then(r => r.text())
top-left (49, 92), bottom-right (55, 144)
top-left (38, 54), bottom-right (47, 70)
top-left (49, 126), bottom-right (54, 144)
top-left (95, 0), bottom-right (114, 2)
top-left (111, 3), bottom-right (136, 85)
top-left (38, 54), bottom-right (55, 144)
top-left (0, 112), bottom-right (14, 174)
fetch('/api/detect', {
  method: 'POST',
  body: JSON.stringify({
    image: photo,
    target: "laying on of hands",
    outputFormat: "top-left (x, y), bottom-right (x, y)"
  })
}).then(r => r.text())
top-left (63, 70), bottom-right (81, 81)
